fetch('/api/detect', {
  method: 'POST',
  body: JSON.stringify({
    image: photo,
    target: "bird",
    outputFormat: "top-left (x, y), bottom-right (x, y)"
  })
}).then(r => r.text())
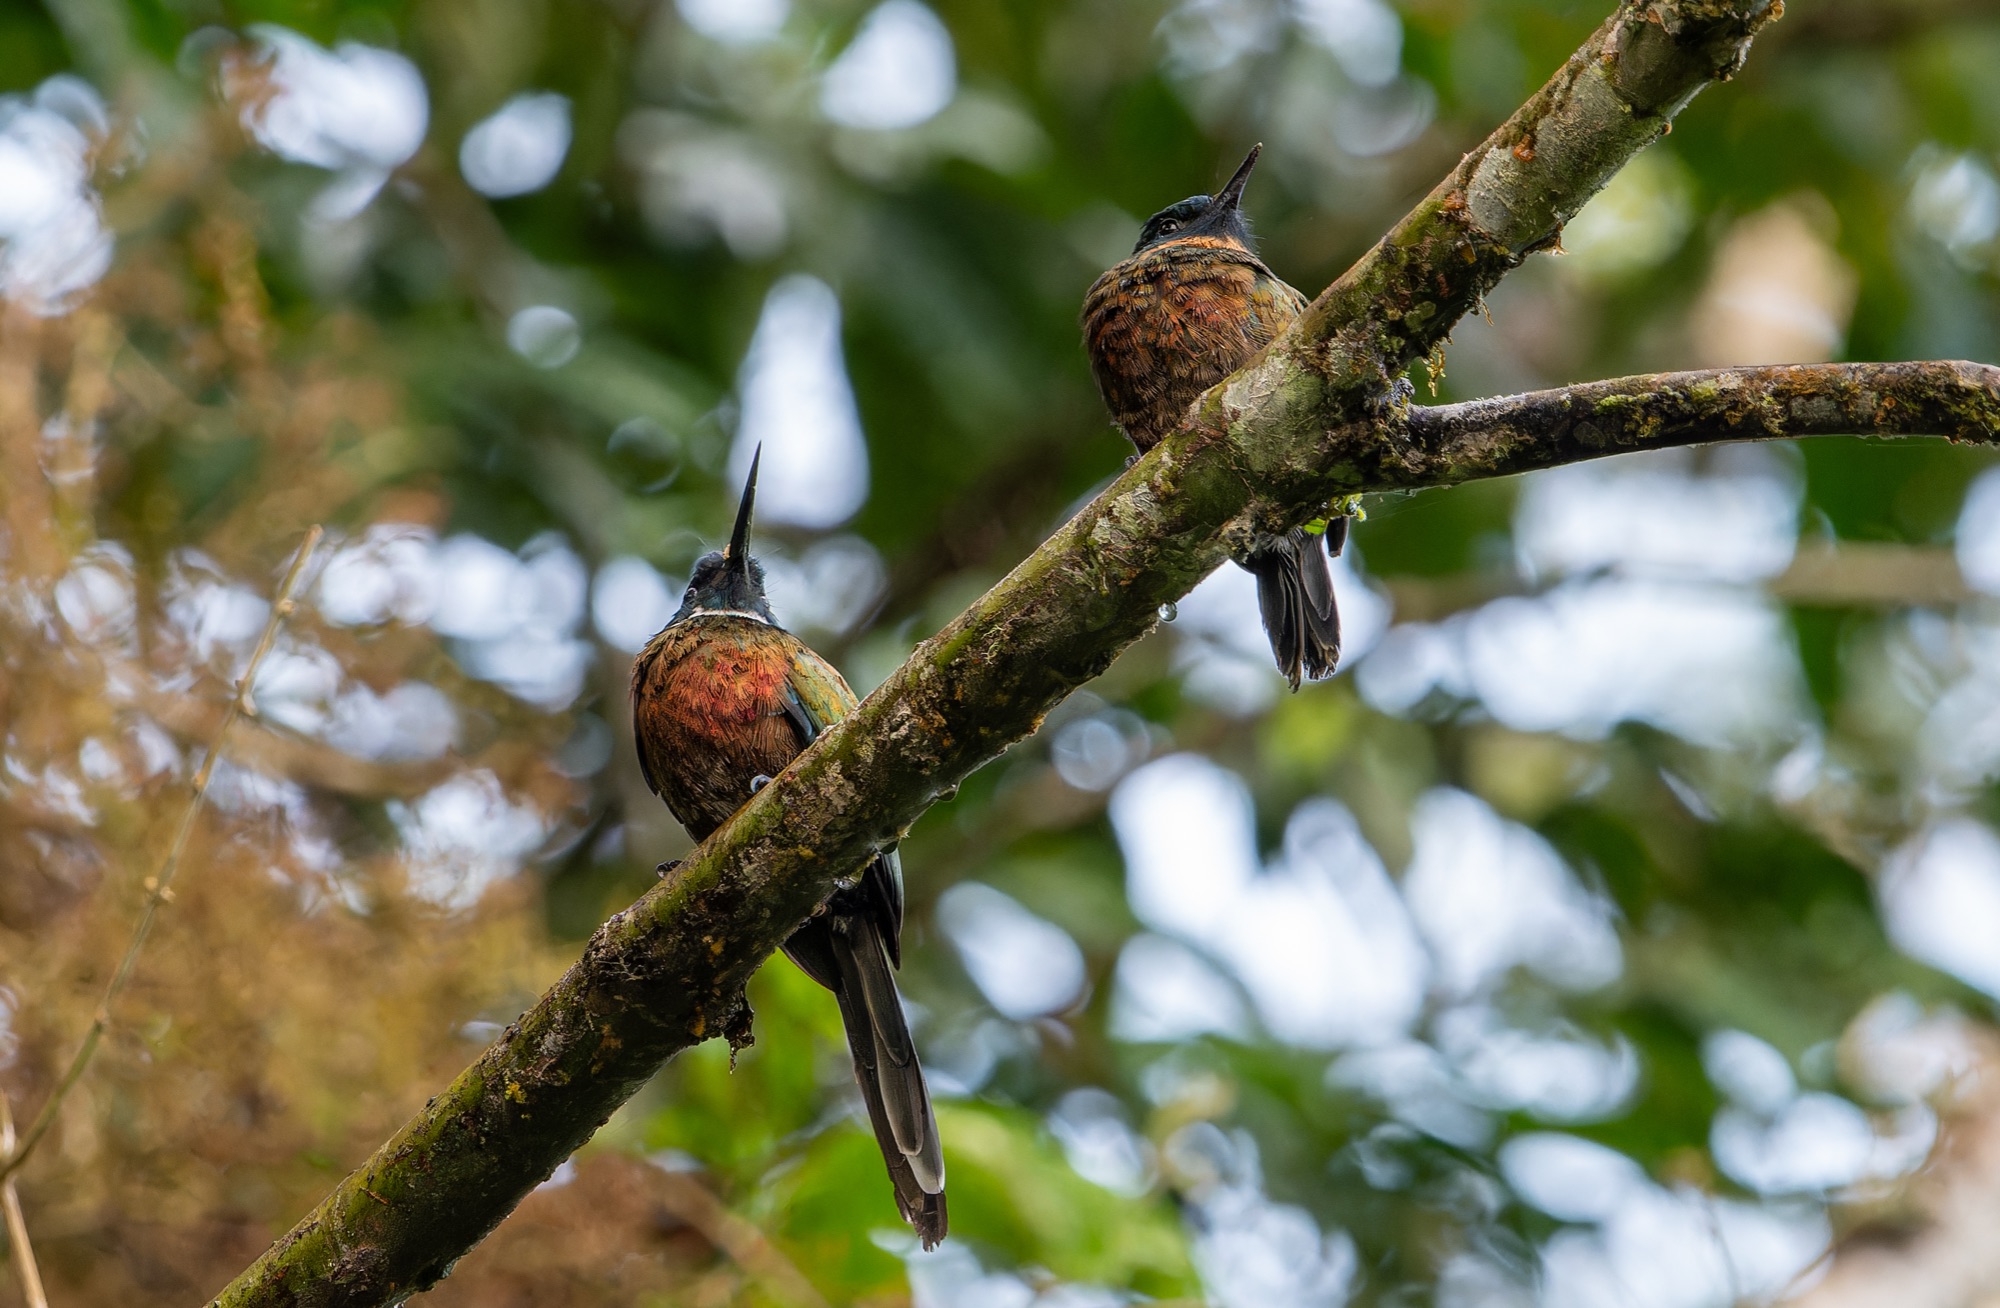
top-left (629, 449), bottom-right (947, 1248)
top-left (1081, 143), bottom-right (1345, 689)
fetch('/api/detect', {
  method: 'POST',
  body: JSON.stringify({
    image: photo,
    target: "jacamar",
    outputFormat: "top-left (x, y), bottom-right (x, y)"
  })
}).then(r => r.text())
top-left (1081, 144), bottom-right (1346, 689)
top-left (630, 451), bottom-right (947, 1247)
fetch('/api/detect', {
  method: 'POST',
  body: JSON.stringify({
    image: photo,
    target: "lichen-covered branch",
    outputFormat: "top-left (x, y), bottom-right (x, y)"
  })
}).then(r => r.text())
top-left (213, 4), bottom-right (1807, 1303)
top-left (1394, 361), bottom-right (2000, 487)
top-left (1208, 0), bottom-right (1784, 519)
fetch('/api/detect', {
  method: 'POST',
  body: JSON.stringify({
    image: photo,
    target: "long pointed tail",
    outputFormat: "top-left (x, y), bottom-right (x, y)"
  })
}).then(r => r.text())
top-left (1244, 527), bottom-right (1341, 690)
top-left (827, 916), bottom-right (947, 1248)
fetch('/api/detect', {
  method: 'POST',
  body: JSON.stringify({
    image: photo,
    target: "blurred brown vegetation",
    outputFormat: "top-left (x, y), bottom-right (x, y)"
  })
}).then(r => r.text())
top-left (0, 116), bottom-right (582, 1299)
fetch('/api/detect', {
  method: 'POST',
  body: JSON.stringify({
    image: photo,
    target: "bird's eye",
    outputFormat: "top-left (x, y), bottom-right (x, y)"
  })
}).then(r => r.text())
top-left (1157, 219), bottom-right (1180, 234)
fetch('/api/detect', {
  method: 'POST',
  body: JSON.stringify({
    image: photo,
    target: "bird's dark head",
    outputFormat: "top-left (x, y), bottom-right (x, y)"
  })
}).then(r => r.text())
top-left (1133, 144), bottom-right (1264, 254)
top-left (672, 447), bottom-right (779, 626)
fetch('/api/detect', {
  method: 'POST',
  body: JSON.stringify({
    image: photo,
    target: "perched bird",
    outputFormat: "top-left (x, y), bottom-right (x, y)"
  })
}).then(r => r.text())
top-left (630, 451), bottom-right (947, 1247)
top-left (1081, 144), bottom-right (1345, 688)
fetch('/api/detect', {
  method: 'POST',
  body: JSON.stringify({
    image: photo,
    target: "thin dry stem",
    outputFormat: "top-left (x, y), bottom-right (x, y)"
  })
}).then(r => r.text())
top-left (654, 1171), bottom-right (832, 1308)
top-left (0, 525), bottom-right (324, 1185)
top-left (0, 1097), bottom-right (48, 1308)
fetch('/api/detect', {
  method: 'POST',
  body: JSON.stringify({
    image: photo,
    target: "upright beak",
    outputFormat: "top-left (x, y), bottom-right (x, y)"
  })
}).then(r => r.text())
top-left (1213, 143), bottom-right (1262, 213)
top-left (725, 444), bottom-right (760, 581)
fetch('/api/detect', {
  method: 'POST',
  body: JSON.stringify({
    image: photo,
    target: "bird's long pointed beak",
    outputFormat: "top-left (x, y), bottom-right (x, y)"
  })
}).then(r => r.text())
top-left (726, 444), bottom-right (760, 578)
top-left (1214, 143), bottom-right (1262, 212)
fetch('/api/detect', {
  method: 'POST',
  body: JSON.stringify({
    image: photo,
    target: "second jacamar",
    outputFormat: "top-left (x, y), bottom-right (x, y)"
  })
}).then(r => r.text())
top-left (630, 451), bottom-right (947, 1247)
top-left (1081, 144), bottom-right (1346, 688)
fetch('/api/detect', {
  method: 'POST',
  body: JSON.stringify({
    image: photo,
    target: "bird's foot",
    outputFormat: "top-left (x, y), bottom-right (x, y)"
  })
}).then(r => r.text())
top-left (749, 774), bottom-right (775, 795)
top-left (1323, 513), bottom-right (1350, 558)
top-left (1123, 453), bottom-right (1140, 470)
top-left (656, 858), bottom-right (682, 880)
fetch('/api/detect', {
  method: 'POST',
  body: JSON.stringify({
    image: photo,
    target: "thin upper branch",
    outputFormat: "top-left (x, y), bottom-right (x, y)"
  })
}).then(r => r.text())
top-left (211, 5), bottom-right (1822, 1303)
top-left (1395, 361), bottom-right (2000, 487)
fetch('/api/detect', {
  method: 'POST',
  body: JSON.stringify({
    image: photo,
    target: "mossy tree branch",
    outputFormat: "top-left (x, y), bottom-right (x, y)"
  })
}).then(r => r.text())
top-left (1395, 361), bottom-right (2000, 485)
top-left (210, 2), bottom-right (1996, 1303)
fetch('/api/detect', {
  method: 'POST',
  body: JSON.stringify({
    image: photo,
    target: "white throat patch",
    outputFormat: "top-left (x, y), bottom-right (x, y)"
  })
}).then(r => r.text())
top-left (685, 607), bottom-right (774, 625)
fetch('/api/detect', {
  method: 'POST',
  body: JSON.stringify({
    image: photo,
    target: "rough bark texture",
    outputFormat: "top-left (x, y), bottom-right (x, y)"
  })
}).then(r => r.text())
top-left (207, 3), bottom-right (1998, 1303)
top-left (1395, 362), bottom-right (2000, 486)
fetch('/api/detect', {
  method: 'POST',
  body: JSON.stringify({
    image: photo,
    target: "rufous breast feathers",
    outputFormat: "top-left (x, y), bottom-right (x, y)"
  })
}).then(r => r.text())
top-left (632, 618), bottom-right (807, 835)
top-left (1082, 241), bottom-right (1304, 450)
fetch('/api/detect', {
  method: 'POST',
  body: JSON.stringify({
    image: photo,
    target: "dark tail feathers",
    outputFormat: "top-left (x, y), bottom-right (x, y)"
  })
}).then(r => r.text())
top-left (827, 916), bottom-right (948, 1248)
top-left (1245, 527), bottom-right (1341, 691)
